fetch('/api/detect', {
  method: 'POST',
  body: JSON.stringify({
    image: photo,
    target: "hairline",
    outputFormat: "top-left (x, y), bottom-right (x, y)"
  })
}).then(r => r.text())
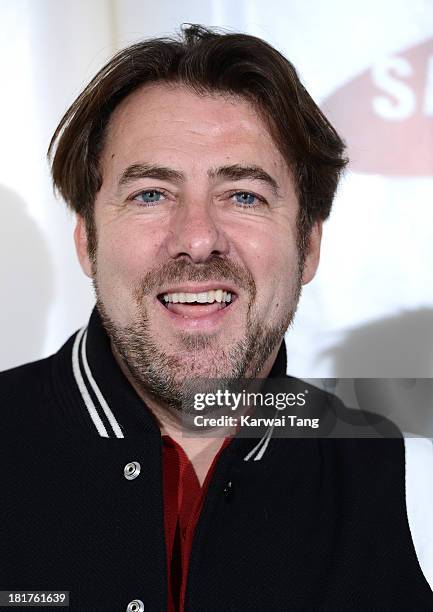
top-left (96, 80), bottom-right (298, 207)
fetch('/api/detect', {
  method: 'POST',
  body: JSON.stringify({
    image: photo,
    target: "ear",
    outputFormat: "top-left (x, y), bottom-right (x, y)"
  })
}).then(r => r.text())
top-left (74, 215), bottom-right (93, 278)
top-left (301, 220), bottom-right (323, 285)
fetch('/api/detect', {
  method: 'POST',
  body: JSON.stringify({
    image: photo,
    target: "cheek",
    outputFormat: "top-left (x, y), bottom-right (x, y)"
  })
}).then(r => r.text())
top-left (236, 225), bottom-right (299, 296)
top-left (94, 223), bottom-right (163, 323)
top-left (97, 223), bottom-right (161, 283)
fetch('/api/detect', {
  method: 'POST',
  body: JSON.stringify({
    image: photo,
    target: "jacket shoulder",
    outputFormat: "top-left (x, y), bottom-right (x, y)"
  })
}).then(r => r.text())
top-left (0, 355), bottom-right (53, 393)
top-left (0, 356), bottom-right (55, 435)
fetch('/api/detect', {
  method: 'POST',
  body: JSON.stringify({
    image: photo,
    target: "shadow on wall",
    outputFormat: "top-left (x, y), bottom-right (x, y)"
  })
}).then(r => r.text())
top-left (319, 309), bottom-right (433, 437)
top-left (321, 308), bottom-right (433, 378)
top-left (0, 185), bottom-right (54, 371)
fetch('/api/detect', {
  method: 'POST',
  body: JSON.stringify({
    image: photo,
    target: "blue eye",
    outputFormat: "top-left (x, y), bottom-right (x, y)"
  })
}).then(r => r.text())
top-left (134, 190), bottom-right (165, 204)
top-left (234, 192), bottom-right (257, 207)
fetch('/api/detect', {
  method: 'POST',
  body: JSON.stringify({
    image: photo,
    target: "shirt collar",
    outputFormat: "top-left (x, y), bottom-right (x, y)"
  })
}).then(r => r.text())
top-left (66, 305), bottom-right (288, 446)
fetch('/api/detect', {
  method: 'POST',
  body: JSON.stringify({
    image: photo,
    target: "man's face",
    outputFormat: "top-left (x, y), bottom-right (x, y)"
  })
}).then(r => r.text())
top-left (75, 83), bottom-right (321, 409)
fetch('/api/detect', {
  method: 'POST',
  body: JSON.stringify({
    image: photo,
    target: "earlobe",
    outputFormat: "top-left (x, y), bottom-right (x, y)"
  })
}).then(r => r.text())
top-left (301, 220), bottom-right (323, 285)
top-left (74, 215), bottom-right (93, 278)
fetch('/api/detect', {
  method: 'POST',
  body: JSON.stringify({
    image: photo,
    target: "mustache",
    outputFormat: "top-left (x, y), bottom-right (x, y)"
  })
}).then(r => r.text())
top-left (132, 256), bottom-right (256, 301)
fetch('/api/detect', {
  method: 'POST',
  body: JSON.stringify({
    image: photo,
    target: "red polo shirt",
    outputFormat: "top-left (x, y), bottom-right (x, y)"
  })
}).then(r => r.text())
top-left (162, 435), bottom-right (231, 612)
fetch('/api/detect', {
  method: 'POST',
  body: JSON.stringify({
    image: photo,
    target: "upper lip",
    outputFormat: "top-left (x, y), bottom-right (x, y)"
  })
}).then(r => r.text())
top-left (158, 283), bottom-right (238, 296)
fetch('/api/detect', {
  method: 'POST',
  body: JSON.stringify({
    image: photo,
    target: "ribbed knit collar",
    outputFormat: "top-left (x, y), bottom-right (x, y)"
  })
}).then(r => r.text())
top-left (52, 305), bottom-right (288, 453)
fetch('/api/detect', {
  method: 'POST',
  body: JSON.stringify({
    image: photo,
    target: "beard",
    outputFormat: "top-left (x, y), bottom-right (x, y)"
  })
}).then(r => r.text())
top-left (93, 256), bottom-right (303, 416)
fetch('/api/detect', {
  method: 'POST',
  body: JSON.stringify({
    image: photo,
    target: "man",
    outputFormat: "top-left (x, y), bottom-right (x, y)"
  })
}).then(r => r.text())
top-left (0, 25), bottom-right (432, 611)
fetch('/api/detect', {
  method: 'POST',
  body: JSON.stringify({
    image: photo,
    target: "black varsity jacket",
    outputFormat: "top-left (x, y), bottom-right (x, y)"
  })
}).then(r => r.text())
top-left (0, 307), bottom-right (432, 611)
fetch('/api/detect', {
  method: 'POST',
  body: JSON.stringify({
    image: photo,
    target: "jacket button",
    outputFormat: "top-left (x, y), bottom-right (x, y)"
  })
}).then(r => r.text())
top-left (223, 480), bottom-right (234, 499)
top-left (124, 461), bottom-right (141, 480)
top-left (126, 599), bottom-right (144, 612)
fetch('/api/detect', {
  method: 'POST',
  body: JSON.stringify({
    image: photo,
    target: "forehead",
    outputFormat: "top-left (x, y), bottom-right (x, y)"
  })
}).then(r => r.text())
top-left (101, 83), bottom-right (289, 178)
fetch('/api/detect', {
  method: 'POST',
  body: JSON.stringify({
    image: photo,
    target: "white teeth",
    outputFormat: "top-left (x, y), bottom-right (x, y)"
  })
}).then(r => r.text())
top-left (161, 289), bottom-right (234, 304)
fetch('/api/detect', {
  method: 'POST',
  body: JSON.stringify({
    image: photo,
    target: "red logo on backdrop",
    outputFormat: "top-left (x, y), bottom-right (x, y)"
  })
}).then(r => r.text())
top-left (322, 38), bottom-right (433, 176)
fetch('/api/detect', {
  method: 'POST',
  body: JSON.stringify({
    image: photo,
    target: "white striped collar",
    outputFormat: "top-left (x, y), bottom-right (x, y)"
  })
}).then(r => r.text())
top-left (72, 327), bottom-right (124, 438)
top-left (69, 309), bottom-right (288, 461)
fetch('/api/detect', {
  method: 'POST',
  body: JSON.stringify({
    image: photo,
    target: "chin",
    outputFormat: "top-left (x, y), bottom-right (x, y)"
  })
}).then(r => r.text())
top-left (169, 349), bottom-right (241, 379)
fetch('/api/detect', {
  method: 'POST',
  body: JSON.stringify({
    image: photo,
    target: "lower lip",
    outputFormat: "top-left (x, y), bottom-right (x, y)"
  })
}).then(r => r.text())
top-left (156, 297), bottom-right (237, 331)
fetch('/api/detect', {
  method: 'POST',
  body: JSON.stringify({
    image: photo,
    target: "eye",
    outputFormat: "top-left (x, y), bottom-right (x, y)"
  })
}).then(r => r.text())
top-left (132, 189), bottom-right (166, 206)
top-left (232, 191), bottom-right (264, 207)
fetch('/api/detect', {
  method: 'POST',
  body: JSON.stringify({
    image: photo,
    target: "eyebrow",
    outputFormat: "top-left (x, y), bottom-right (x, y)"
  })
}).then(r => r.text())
top-left (117, 162), bottom-right (281, 197)
top-left (118, 164), bottom-right (185, 189)
top-left (208, 164), bottom-right (281, 197)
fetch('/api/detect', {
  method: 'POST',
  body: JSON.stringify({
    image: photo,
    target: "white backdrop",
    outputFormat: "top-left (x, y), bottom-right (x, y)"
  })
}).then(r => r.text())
top-left (1, 0), bottom-right (432, 376)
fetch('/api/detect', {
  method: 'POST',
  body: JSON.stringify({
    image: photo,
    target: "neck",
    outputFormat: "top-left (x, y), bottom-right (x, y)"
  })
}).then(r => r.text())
top-left (110, 340), bottom-right (283, 484)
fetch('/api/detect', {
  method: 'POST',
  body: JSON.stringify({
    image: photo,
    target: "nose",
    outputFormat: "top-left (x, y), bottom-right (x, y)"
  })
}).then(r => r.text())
top-left (165, 198), bottom-right (229, 263)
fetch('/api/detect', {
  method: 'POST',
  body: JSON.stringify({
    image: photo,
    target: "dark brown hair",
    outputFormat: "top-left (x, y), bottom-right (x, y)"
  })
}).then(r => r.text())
top-left (48, 24), bottom-right (347, 260)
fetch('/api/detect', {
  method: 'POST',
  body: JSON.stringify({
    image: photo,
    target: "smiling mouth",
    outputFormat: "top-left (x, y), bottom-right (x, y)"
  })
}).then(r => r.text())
top-left (157, 289), bottom-right (236, 318)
